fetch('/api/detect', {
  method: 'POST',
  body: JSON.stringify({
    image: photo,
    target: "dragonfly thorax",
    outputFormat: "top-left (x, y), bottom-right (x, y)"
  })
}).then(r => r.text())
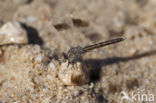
top-left (67, 46), bottom-right (84, 64)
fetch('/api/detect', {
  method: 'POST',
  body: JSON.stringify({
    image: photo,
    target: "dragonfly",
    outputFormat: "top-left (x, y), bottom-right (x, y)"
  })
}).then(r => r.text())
top-left (63, 37), bottom-right (125, 66)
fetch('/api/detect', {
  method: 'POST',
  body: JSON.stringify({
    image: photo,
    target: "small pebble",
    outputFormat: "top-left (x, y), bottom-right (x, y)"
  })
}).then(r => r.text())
top-left (0, 21), bottom-right (28, 45)
top-left (26, 16), bottom-right (36, 23)
top-left (32, 45), bottom-right (41, 54)
top-left (10, 93), bottom-right (15, 98)
top-left (73, 90), bottom-right (81, 97)
top-left (59, 61), bottom-right (89, 85)
top-left (34, 55), bottom-right (42, 62)
top-left (48, 62), bottom-right (56, 70)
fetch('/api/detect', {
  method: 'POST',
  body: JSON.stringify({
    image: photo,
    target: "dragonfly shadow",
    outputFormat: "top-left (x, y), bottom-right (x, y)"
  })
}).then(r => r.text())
top-left (85, 50), bottom-right (156, 82)
top-left (20, 23), bottom-right (44, 45)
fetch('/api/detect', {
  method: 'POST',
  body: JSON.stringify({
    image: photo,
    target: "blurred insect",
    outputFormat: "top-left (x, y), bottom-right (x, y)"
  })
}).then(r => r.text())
top-left (63, 37), bottom-right (125, 67)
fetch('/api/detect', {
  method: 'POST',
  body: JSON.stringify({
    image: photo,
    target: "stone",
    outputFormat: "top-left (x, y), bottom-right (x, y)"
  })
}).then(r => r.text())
top-left (59, 61), bottom-right (90, 85)
top-left (0, 21), bottom-right (28, 45)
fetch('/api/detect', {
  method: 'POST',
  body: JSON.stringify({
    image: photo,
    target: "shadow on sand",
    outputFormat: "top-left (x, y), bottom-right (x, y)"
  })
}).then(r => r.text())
top-left (85, 50), bottom-right (156, 82)
top-left (21, 23), bottom-right (44, 45)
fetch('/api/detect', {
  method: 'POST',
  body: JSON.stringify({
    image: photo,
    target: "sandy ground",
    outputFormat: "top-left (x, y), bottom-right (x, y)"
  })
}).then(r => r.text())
top-left (0, 0), bottom-right (156, 103)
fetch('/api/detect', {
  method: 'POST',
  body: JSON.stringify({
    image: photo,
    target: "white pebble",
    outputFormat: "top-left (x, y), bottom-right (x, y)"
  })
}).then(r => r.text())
top-left (34, 55), bottom-right (42, 62)
top-left (0, 21), bottom-right (28, 45)
top-left (73, 90), bottom-right (80, 97)
top-left (48, 62), bottom-right (56, 69)
top-left (26, 16), bottom-right (36, 23)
